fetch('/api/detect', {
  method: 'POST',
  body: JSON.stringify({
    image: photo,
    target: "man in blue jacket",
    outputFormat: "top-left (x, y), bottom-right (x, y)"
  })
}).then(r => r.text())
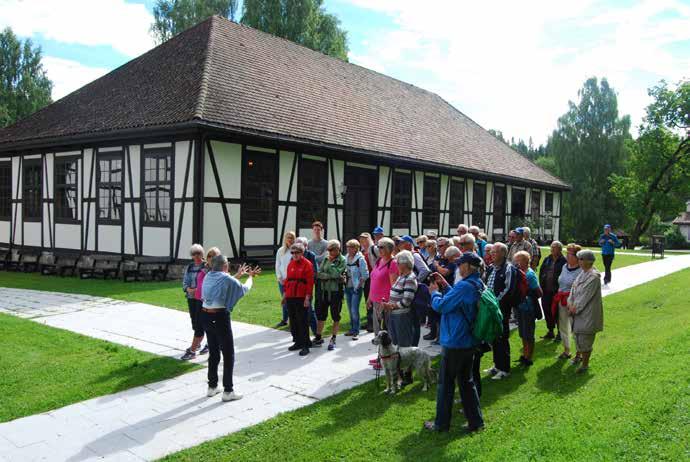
top-left (598, 224), bottom-right (620, 286)
top-left (423, 253), bottom-right (484, 433)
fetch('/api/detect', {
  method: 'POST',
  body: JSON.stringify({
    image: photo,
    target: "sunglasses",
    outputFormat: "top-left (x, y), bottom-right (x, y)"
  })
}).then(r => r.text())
top-left (290, 251), bottom-right (302, 255)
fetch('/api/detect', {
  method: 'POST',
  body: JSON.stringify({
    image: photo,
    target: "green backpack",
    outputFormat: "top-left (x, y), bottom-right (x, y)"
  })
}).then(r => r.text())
top-left (466, 279), bottom-right (504, 343)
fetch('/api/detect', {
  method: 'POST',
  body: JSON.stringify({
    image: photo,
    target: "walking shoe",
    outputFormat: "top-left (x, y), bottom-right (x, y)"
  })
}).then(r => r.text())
top-left (570, 357), bottom-right (582, 366)
top-left (352, 333), bottom-right (359, 341)
top-left (222, 391), bottom-right (243, 402)
top-left (198, 344), bottom-right (209, 355)
top-left (344, 331), bottom-right (354, 336)
top-left (275, 320), bottom-right (288, 328)
top-left (461, 424), bottom-right (485, 434)
top-left (519, 357), bottom-right (533, 366)
top-left (575, 366), bottom-right (589, 374)
top-left (514, 355), bottom-right (526, 363)
top-left (483, 366), bottom-right (499, 376)
top-left (299, 348), bottom-right (310, 356)
top-left (313, 337), bottom-right (324, 347)
top-left (541, 331), bottom-right (555, 339)
top-left (557, 352), bottom-right (572, 360)
top-left (206, 387), bottom-right (220, 397)
top-left (328, 337), bottom-right (336, 351)
top-left (491, 370), bottom-right (510, 380)
top-left (422, 333), bottom-right (435, 341)
top-left (180, 348), bottom-right (196, 361)
top-left (288, 344), bottom-right (301, 351)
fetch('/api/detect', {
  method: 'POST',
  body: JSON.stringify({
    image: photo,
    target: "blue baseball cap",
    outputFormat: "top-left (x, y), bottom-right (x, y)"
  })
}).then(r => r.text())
top-left (372, 226), bottom-right (384, 235)
top-left (458, 252), bottom-right (482, 267)
top-left (604, 224), bottom-right (611, 229)
top-left (515, 227), bottom-right (525, 234)
top-left (401, 235), bottom-right (416, 246)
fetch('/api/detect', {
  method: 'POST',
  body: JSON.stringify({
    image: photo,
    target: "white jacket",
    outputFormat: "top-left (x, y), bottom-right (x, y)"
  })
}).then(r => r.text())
top-left (275, 246), bottom-right (292, 282)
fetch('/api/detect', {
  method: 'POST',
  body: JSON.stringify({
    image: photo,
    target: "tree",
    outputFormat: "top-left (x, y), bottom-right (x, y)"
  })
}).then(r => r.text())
top-left (547, 77), bottom-right (631, 241)
top-left (241, 0), bottom-right (349, 60)
top-left (0, 28), bottom-right (52, 128)
top-left (610, 80), bottom-right (690, 244)
top-left (151, 0), bottom-right (239, 43)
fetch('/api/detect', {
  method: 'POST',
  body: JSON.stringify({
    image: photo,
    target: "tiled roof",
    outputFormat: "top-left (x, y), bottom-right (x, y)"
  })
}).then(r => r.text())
top-left (0, 16), bottom-right (568, 189)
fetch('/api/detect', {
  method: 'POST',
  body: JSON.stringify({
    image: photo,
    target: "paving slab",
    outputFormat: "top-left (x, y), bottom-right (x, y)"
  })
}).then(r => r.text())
top-left (1, 254), bottom-right (689, 461)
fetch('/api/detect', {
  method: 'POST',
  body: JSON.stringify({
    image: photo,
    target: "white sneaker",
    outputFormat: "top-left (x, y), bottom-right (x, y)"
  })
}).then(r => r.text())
top-left (206, 387), bottom-right (220, 397)
top-left (222, 391), bottom-right (243, 402)
top-left (491, 370), bottom-right (511, 380)
top-left (483, 366), bottom-right (498, 376)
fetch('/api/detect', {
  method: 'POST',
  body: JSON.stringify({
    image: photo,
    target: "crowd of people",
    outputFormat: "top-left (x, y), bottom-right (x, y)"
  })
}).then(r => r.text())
top-left (179, 220), bottom-right (609, 432)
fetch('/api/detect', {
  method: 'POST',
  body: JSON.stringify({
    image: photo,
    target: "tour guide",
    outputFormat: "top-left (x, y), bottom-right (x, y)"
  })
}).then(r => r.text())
top-left (424, 252), bottom-right (484, 433)
top-left (201, 255), bottom-right (261, 402)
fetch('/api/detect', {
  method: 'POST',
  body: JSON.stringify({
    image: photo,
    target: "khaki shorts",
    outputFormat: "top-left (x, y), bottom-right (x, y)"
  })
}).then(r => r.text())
top-left (575, 333), bottom-right (596, 352)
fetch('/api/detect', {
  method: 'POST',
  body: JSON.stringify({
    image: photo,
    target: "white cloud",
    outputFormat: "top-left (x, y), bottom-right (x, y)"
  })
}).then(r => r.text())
top-left (344, 0), bottom-right (690, 143)
top-left (42, 56), bottom-right (110, 101)
top-left (0, 0), bottom-right (155, 56)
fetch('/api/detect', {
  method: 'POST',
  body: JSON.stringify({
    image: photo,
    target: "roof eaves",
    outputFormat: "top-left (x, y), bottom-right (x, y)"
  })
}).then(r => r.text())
top-left (197, 119), bottom-right (572, 191)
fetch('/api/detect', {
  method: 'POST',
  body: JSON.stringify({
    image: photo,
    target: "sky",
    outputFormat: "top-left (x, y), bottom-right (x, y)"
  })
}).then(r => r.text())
top-left (1, 0), bottom-right (689, 145)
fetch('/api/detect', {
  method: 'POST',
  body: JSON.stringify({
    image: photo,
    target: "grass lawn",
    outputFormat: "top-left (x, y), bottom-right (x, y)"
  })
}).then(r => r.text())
top-left (161, 269), bottom-right (690, 462)
top-left (0, 313), bottom-right (200, 423)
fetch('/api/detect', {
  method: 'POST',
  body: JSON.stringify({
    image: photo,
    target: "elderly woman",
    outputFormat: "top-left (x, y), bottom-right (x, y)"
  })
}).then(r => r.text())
top-left (282, 243), bottom-right (315, 356)
top-left (381, 250), bottom-right (418, 347)
top-left (513, 250), bottom-right (542, 366)
top-left (554, 243), bottom-right (583, 359)
top-left (483, 243), bottom-right (494, 267)
top-left (368, 237), bottom-right (398, 336)
top-left (181, 244), bottom-right (208, 361)
top-left (424, 240), bottom-right (438, 267)
top-left (382, 250), bottom-right (418, 385)
top-left (344, 239), bottom-right (369, 340)
top-left (539, 241), bottom-right (567, 340)
top-left (194, 246), bottom-right (221, 311)
top-left (275, 231), bottom-right (296, 327)
top-left (424, 245), bottom-right (461, 343)
top-left (567, 250), bottom-right (603, 373)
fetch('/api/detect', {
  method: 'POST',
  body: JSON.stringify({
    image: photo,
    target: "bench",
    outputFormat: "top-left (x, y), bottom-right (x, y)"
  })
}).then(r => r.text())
top-left (0, 247), bottom-right (10, 271)
top-left (40, 251), bottom-right (84, 277)
top-left (79, 254), bottom-right (122, 280)
top-left (122, 256), bottom-right (173, 282)
top-left (6, 248), bottom-right (41, 272)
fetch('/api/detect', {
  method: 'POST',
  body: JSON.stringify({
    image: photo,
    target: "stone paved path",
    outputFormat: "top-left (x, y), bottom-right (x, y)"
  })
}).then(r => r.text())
top-left (1, 254), bottom-right (689, 461)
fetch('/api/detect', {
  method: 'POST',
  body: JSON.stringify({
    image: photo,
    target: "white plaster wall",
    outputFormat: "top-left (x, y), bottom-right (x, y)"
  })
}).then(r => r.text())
top-left (206, 141), bottom-right (242, 199)
top-left (23, 222), bottom-right (41, 247)
top-left (0, 222), bottom-right (9, 243)
top-left (142, 227), bottom-right (170, 256)
top-left (55, 224), bottom-right (81, 249)
top-left (175, 202), bottom-right (195, 259)
top-left (98, 225), bottom-right (121, 253)
top-left (203, 203), bottom-right (236, 257)
top-left (174, 141), bottom-right (194, 198)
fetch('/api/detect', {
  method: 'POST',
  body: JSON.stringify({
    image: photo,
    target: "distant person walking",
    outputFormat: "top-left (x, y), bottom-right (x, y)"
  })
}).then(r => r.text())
top-left (598, 224), bottom-right (620, 287)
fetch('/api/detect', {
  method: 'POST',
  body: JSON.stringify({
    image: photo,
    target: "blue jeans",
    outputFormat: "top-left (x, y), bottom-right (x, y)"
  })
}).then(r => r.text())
top-left (344, 287), bottom-right (363, 333)
top-left (278, 283), bottom-right (288, 322)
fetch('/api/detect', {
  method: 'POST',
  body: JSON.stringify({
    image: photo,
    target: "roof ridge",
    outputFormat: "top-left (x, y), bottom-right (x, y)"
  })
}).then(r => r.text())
top-left (432, 93), bottom-right (567, 186)
top-left (193, 16), bottom-right (218, 120)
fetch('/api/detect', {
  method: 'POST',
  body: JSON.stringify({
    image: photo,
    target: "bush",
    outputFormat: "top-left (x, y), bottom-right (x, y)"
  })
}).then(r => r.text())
top-left (664, 226), bottom-right (690, 249)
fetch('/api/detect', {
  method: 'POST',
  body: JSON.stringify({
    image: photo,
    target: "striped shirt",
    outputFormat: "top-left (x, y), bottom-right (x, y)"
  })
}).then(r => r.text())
top-left (388, 273), bottom-right (418, 314)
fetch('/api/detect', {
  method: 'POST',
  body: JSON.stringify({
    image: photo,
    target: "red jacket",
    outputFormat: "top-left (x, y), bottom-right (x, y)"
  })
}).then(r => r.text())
top-left (284, 258), bottom-right (314, 299)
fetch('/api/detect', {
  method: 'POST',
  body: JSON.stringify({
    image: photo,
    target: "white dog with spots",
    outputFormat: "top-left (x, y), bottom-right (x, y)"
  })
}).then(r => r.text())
top-left (372, 330), bottom-right (435, 394)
